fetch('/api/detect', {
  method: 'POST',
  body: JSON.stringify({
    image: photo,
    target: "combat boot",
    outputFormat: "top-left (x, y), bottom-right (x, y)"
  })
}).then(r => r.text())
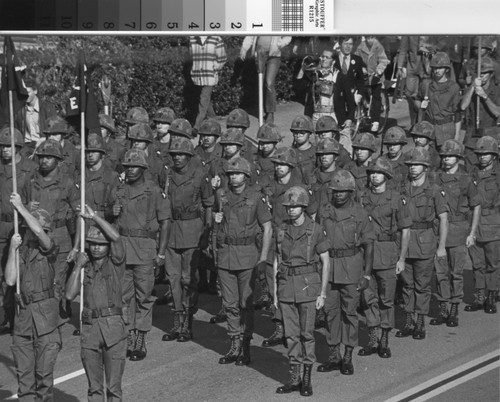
top-left (262, 321), bottom-right (286, 347)
top-left (340, 345), bottom-right (354, 375)
top-left (412, 314), bottom-right (426, 340)
top-left (127, 330), bottom-right (136, 358)
top-left (130, 330), bottom-right (147, 361)
top-left (464, 289), bottom-right (485, 312)
top-left (209, 307), bottom-right (227, 324)
top-left (358, 326), bottom-right (379, 356)
top-left (484, 291), bottom-right (497, 314)
top-left (162, 311), bottom-right (183, 341)
top-left (378, 328), bottom-right (391, 358)
top-left (236, 336), bottom-right (251, 366)
top-left (446, 303), bottom-right (459, 327)
top-left (276, 363), bottom-right (301, 394)
top-left (317, 344), bottom-right (342, 372)
top-left (430, 302), bottom-right (449, 325)
top-left (219, 336), bottom-right (241, 364)
top-left (177, 311), bottom-right (193, 342)
top-left (300, 364), bottom-right (313, 397)
top-left (395, 312), bottom-right (414, 337)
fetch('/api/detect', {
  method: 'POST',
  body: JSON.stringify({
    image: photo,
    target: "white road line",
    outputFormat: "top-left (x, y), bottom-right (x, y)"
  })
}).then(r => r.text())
top-left (386, 350), bottom-right (500, 402)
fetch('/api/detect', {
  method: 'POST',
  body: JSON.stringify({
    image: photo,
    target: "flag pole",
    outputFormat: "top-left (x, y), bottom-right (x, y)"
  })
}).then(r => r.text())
top-left (476, 36), bottom-right (482, 130)
top-left (79, 110), bottom-right (86, 328)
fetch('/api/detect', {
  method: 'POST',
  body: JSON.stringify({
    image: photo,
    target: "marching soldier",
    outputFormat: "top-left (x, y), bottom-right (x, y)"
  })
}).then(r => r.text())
top-left (99, 114), bottom-right (125, 171)
top-left (274, 186), bottom-right (330, 397)
top-left (314, 116), bottom-right (351, 167)
top-left (383, 126), bottom-right (409, 190)
top-left (396, 148), bottom-right (449, 340)
top-left (317, 169), bottom-right (375, 375)
top-left (291, 115), bottom-right (317, 179)
top-left (226, 108), bottom-right (258, 162)
top-left (120, 107), bottom-right (150, 149)
top-left (430, 140), bottom-right (481, 326)
top-left (215, 157), bottom-right (272, 366)
top-left (107, 149), bottom-right (170, 361)
top-left (152, 107), bottom-right (176, 163)
top-left (254, 122), bottom-right (282, 182)
top-left (465, 136), bottom-right (500, 314)
top-left (161, 138), bottom-right (213, 343)
top-left (344, 132), bottom-right (377, 193)
top-left (407, 121), bottom-right (441, 171)
top-left (65, 206), bottom-right (127, 401)
top-left (194, 118), bottom-right (223, 175)
top-left (357, 157), bottom-right (412, 358)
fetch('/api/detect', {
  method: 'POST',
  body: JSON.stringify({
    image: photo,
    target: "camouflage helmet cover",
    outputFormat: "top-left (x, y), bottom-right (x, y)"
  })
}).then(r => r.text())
top-left (169, 118), bottom-right (193, 139)
top-left (198, 118), bottom-right (222, 137)
top-left (270, 146), bottom-right (298, 167)
top-left (225, 157), bottom-right (252, 177)
top-left (383, 126), bottom-right (408, 145)
top-left (153, 107), bottom-right (176, 124)
top-left (315, 115), bottom-right (339, 133)
top-left (128, 123), bottom-right (153, 143)
top-left (282, 186), bottom-right (310, 207)
top-left (430, 52), bottom-right (452, 69)
top-left (316, 137), bottom-right (340, 155)
top-left (474, 135), bottom-right (499, 155)
top-left (86, 226), bottom-right (109, 244)
top-left (219, 128), bottom-right (245, 146)
top-left (168, 137), bottom-right (194, 156)
top-left (439, 139), bottom-right (464, 157)
top-left (352, 132), bottom-right (377, 152)
top-left (0, 127), bottom-right (24, 147)
top-left (86, 132), bottom-right (106, 153)
top-left (329, 169), bottom-right (356, 191)
top-left (122, 149), bottom-right (149, 168)
top-left (257, 123), bottom-right (281, 143)
top-left (405, 147), bottom-right (431, 166)
top-left (35, 139), bottom-right (64, 159)
top-left (43, 115), bottom-right (70, 135)
top-left (290, 115), bottom-right (314, 133)
top-left (367, 156), bottom-right (394, 179)
top-left (125, 107), bottom-right (149, 125)
top-left (227, 108), bottom-right (250, 129)
top-left (410, 121), bottom-right (435, 140)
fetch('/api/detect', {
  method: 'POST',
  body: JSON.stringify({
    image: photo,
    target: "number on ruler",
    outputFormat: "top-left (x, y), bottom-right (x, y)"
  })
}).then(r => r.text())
top-left (252, 23), bottom-right (263, 28)
top-left (125, 22), bottom-right (136, 29)
top-left (82, 22), bottom-right (93, 29)
top-left (231, 22), bottom-right (242, 29)
top-left (188, 22), bottom-right (199, 29)
top-left (167, 22), bottom-right (178, 29)
top-left (61, 16), bottom-right (73, 29)
top-left (104, 22), bottom-right (114, 29)
top-left (209, 22), bottom-right (221, 29)
top-left (146, 22), bottom-right (157, 29)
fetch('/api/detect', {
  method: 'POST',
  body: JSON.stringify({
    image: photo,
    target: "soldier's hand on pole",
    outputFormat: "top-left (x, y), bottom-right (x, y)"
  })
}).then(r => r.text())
top-left (421, 98), bottom-right (429, 109)
top-left (112, 203), bottom-right (122, 217)
top-left (395, 259), bottom-right (405, 274)
top-left (79, 204), bottom-right (96, 220)
top-left (74, 251), bottom-right (89, 268)
top-left (474, 81), bottom-right (487, 99)
top-left (214, 212), bottom-right (224, 224)
top-left (10, 193), bottom-right (24, 212)
top-left (10, 233), bottom-right (22, 250)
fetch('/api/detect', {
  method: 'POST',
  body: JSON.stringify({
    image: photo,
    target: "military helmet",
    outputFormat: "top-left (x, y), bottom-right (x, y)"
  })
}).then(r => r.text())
top-left (31, 208), bottom-right (53, 232)
top-left (290, 115), bottom-right (314, 133)
top-left (271, 147), bottom-right (297, 167)
top-left (440, 139), bottom-right (464, 157)
top-left (315, 115), bottom-right (339, 133)
top-left (329, 169), bottom-right (356, 191)
top-left (225, 157), bottom-right (252, 177)
top-left (383, 126), bottom-right (408, 145)
top-left (128, 123), bottom-right (153, 143)
top-left (472, 36), bottom-right (495, 50)
top-left (99, 114), bottom-right (116, 133)
top-left (410, 121), bottom-right (435, 140)
top-left (198, 119), bottom-right (222, 137)
top-left (316, 138), bottom-right (340, 155)
top-left (86, 133), bottom-right (106, 153)
top-left (352, 132), bottom-right (377, 152)
top-left (219, 128), bottom-right (245, 146)
top-left (122, 149), bottom-right (148, 168)
top-left (474, 135), bottom-right (499, 155)
top-left (169, 118), bottom-right (193, 139)
top-left (405, 147), bottom-right (431, 166)
top-left (367, 156), bottom-right (394, 179)
top-left (282, 186), bottom-right (309, 207)
top-left (153, 107), bottom-right (175, 124)
top-left (227, 108), bottom-right (250, 129)
top-left (125, 107), bottom-right (149, 125)
top-left (430, 52), bottom-right (451, 69)
top-left (168, 137), bottom-right (194, 156)
top-left (35, 139), bottom-right (64, 160)
top-left (86, 226), bottom-right (109, 244)
top-left (257, 123), bottom-right (281, 143)
top-left (0, 127), bottom-right (24, 147)
top-left (43, 115), bottom-right (70, 135)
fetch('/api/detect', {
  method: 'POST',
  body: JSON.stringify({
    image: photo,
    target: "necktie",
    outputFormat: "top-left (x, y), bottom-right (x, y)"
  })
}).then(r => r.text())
top-left (342, 55), bottom-right (348, 74)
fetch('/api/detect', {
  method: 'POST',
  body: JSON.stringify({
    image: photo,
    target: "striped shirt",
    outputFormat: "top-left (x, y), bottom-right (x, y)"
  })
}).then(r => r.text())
top-left (189, 36), bottom-right (227, 87)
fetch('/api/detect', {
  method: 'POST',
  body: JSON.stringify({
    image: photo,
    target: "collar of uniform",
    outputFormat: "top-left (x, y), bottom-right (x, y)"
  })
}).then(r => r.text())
top-left (228, 185), bottom-right (251, 205)
top-left (34, 166), bottom-right (63, 187)
top-left (284, 215), bottom-right (314, 240)
top-left (171, 161), bottom-right (196, 185)
top-left (407, 177), bottom-right (431, 197)
top-left (438, 170), bottom-right (460, 183)
top-left (127, 180), bottom-right (149, 199)
top-left (333, 199), bottom-right (356, 221)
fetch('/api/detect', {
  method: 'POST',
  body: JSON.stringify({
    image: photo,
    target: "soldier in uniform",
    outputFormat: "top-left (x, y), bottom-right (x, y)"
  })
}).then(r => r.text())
top-left (6, 194), bottom-right (66, 402)
top-left (225, 108), bottom-right (258, 162)
top-left (383, 126), bottom-right (409, 190)
top-left (152, 107), bottom-right (176, 163)
top-left (396, 148), bottom-right (449, 340)
top-left (357, 157), bottom-right (412, 358)
top-left (314, 116), bottom-right (352, 166)
top-left (317, 169), bottom-right (374, 375)
top-left (214, 157), bottom-right (272, 366)
top-left (274, 186), bottom-right (330, 397)
top-left (291, 115), bottom-right (317, 179)
top-left (0, 128), bottom-right (37, 335)
top-left (254, 123), bottom-right (282, 182)
top-left (107, 149), bottom-right (170, 361)
top-left (344, 132), bottom-right (377, 193)
top-left (65, 206), bottom-right (127, 401)
top-left (99, 114), bottom-right (125, 171)
top-left (465, 136), bottom-right (500, 313)
top-left (407, 121), bottom-right (441, 171)
top-left (161, 138), bottom-right (213, 343)
top-left (430, 140), bottom-right (481, 326)
top-left (194, 118), bottom-right (223, 176)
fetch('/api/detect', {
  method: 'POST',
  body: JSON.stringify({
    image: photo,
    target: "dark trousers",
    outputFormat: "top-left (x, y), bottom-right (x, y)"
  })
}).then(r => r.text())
top-left (194, 85), bottom-right (216, 130)
top-left (324, 283), bottom-right (359, 347)
top-left (122, 264), bottom-right (156, 331)
top-left (434, 245), bottom-right (466, 303)
top-left (469, 240), bottom-right (500, 292)
top-left (363, 268), bottom-right (397, 329)
top-left (401, 257), bottom-right (433, 315)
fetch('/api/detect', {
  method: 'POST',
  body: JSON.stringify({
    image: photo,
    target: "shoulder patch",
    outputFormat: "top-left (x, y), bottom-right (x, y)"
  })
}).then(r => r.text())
top-left (441, 190), bottom-right (446, 197)
top-left (75, 183), bottom-right (80, 189)
top-left (401, 196), bottom-right (407, 205)
top-left (473, 180), bottom-right (477, 186)
top-left (161, 192), bottom-right (166, 199)
top-left (368, 215), bottom-right (372, 222)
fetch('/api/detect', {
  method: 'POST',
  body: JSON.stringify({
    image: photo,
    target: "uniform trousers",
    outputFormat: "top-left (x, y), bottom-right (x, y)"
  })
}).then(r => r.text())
top-left (324, 283), bottom-right (359, 347)
top-left (401, 257), bottom-right (433, 315)
top-left (434, 245), bottom-right (467, 303)
top-left (218, 267), bottom-right (255, 338)
top-left (165, 247), bottom-right (200, 313)
top-left (122, 264), bottom-right (156, 331)
top-left (11, 326), bottom-right (62, 402)
top-left (469, 240), bottom-right (500, 291)
top-left (433, 121), bottom-right (456, 149)
top-left (280, 301), bottom-right (316, 365)
top-left (363, 268), bottom-right (397, 329)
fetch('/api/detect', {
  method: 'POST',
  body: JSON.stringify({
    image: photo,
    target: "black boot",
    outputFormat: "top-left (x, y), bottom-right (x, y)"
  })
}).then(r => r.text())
top-left (219, 336), bottom-right (241, 364)
top-left (314, 308), bottom-right (327, 329)
top-left (276, 363), bottom-right (301, 394)
top-left (300, 364), bottom-right (313, 397)
top-left (395, 313), bottom-right (414, 337)
top-left (127, 330), bottom-right (136, 358)
top-left (162, 312), bottom-right (183, 341)
top-left (430, 302), bottom-right (449, 325)
top-left (317, 344), bottom-right (342, 372)
top-left (178, 311), bottom-right (193, 342)
top-left (484, 291), bottom-right (497, 314)
top-left (465, 289), bottom-right (485, 312)
top-left (130, 330), bottom-right (147, 361)
top-left (412, 314), bottom-right (426, 340)
top-left (262, 321), bottom-right (286, 347)
top-left (340, 346), bottom-right (354, 375)
top-left (254, 292), bottom-right (271, 310)
top-left (378, 328), bottom-right (392, 358)
top-left (209, 307), bottom-right (227, 324)
top-left (446, 303), bottom-right (459, 327)
top-left (358, 326), bottom-right (379, 356)
top-left (236, 336), bottom-right (251, 366)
